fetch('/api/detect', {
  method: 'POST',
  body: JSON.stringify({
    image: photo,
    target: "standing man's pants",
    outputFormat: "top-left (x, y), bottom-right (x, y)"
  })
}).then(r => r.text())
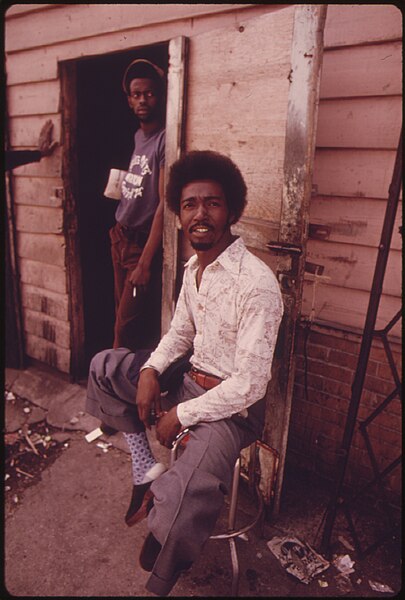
top-left (110, 222), bottom-right (162, 351)
top-left (86, 347), bottom-right (264, 596)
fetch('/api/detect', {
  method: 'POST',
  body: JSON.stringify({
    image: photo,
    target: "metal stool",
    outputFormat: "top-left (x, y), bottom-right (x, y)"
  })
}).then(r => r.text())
top-left (171, 428), bottom-right (265, 596)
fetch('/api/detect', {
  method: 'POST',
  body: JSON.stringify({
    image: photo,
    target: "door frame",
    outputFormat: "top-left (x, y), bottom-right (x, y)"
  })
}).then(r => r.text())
top-left (60, 60), bottom-right (86, 380)
top-left (267, 4), bottom-right (327, 512)
top-left (161, 36), bottom-right (189, 334)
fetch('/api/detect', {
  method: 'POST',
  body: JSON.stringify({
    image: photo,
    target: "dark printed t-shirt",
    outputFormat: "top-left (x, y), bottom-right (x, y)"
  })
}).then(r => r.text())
top-left (115, 126), bottom-right (165, 230)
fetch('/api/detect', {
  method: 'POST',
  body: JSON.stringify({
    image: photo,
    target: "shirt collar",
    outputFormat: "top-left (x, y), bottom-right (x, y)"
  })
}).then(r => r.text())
top-left (185, 236), bottom-right (246, 276)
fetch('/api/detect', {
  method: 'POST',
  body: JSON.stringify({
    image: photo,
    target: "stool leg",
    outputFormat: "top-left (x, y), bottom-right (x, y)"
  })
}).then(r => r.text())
top-left (228, 458), bottom-right (241, 595)
top-left (172, 431), bottom-right (243, 595)
top-left (170, 428), bottom-right (190, 466)
top-left (229, 537), bottom-right (240, 596)
top-left (228, 458), bottom-right (240, 530)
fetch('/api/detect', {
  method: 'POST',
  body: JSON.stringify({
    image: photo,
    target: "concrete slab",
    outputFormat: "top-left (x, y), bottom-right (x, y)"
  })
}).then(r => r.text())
top-left (46, 387), bottom-right (87, 429)
top-left (5, 394), bottom-right (47, 433)
top-left (6, 428), bottom-right (400, 597)
top-left (5, 395), bottom-right (28, 433)
top-left (4, 368), bottom-right (21, 389)
top-left (5, 434), bottom-right (153, 597)
top-left (9, 368), bottom-right (82, 411)
top-left (3, 431), bottom-right (291, 597)
top-left (27, 406), bottom-right (48, 426)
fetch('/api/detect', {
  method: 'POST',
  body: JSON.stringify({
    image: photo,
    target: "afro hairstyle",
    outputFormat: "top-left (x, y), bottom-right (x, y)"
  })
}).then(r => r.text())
top-left (166, 150), bottom-right (247, 224)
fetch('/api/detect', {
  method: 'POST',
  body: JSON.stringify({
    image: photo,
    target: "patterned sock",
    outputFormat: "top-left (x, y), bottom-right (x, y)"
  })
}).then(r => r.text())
top-left (123, 432), bottom-right (156, 485)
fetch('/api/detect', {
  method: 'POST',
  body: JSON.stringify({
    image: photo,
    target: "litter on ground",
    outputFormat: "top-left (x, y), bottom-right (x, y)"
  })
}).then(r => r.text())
top-left (267, 536), bottom-right (329, 584)
top-left (332, 554), bottom-right (355, 575)
top-left (85, 427), bottom-right (104, 443)
top-left (96, 441), bottom-right (111, 453)
top-left (335, 573), bottom-right (353, 593)
top-left (368, 579), bottom-right (394, 593)
top-left (338, 535), bottom-right (355, 551)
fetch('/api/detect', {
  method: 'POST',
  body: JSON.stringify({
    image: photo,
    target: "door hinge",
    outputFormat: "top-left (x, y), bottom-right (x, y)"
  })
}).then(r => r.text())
top-left (266, 241), bottom-right (302, 255)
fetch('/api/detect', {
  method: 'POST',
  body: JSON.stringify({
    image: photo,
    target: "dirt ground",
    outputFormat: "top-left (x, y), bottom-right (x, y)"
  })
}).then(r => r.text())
top-left (3, 369), bottom-right (402, 597)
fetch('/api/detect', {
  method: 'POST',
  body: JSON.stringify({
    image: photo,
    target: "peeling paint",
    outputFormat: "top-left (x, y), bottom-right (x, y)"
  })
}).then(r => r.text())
top-left (329, 256), bottom-right (357, 265)
top-left (40, 296), bottom-right (48, 315)
top-left (334, 220), bottom-right (367, 235)
top-left (43, 320), bottom-right (56, 343)
top-left (45, 346), bottom-right (58, 368)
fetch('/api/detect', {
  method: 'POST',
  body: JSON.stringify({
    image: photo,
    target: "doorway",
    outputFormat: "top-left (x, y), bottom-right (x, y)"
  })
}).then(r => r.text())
top-left (64, 42), bottom-right (168, 378)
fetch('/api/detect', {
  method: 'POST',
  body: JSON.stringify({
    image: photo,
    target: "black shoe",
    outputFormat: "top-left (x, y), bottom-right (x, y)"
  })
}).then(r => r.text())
top-left (125, 482), bottom-right (154, 527)
top-left (100, 422), bottom-right (118, 436)
top-left (139, 532), bottom-right (162, 572)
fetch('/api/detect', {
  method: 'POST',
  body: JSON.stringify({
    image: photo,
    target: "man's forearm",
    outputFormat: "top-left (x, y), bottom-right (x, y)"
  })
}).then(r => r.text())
top-left (6, 150), bottom-right (41, 170)
top-left (136, 366), bottom-right (162, 429)
top-left (138, 203), bottom-right (163, 268)
top-left (138, 166), bottom-right (165, 268)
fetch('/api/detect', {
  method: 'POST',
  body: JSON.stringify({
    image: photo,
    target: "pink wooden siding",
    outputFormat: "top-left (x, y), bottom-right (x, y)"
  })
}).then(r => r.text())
top-left (5, 3), bottom-right (402, 366)
top-left (305, 4), bottom-right (402, 338)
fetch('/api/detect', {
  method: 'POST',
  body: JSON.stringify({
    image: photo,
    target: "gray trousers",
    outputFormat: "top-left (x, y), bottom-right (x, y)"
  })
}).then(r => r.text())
top-left (86, 348), bottom-right (264, 596)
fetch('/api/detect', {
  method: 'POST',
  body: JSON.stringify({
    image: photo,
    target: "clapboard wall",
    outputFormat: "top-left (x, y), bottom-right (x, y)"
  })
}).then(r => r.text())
top-left (303, 4), bottom-right (402, 337)
top-left (5, 4), bottom-right (402, 363)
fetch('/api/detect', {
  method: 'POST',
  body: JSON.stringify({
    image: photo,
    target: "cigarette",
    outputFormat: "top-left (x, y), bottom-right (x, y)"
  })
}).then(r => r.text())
top-left (133, 287), bottom-right (137, 298)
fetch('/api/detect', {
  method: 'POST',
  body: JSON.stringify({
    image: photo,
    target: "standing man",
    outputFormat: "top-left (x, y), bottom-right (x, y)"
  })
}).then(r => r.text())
top-left (86, 151), bottom-right (284, 596)
top-left (110, 59), bottom-right (165, 352)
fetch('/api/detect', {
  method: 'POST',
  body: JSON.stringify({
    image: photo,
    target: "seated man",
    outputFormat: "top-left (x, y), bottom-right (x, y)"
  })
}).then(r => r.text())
top-left (86, 150), bottom-right (283, 596)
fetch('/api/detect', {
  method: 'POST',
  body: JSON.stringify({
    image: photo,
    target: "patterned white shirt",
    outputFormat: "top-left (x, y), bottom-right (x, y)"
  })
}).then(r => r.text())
top-left (143, 237), bottom-right (283, 428)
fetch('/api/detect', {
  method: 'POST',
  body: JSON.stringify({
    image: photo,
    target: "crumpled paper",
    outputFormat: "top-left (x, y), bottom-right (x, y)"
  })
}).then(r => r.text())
top-left (333, 554), bottom-right (355, 575)
top-left (368, 579), bottom-right (394, 593)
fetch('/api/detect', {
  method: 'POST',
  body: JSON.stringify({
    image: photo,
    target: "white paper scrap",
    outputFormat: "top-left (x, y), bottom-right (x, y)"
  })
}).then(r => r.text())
top-left (85, 428), bottom-right (104, 443)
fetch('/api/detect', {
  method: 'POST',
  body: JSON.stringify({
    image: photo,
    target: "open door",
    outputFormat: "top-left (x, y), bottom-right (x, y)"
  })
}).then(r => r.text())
top-left (163, 5), bottom-right (326, 512)
top-left (61, 43), bottom-right (168, 379)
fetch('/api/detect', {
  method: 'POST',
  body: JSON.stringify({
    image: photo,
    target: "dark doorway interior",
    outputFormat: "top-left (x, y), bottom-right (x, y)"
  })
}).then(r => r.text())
top-left (75, 43), bottom-right (168, 373)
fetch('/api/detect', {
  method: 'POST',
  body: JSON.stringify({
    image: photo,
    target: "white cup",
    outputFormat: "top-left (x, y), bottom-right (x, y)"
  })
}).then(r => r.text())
top-left (104, 168), bottom-right (127, 200)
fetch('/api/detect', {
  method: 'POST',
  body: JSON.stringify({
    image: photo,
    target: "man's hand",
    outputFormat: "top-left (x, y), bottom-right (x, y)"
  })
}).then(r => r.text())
top-left (129, 262), bottom-right (151, 291)
top-left (155, 407), bottom-right (182, 448)
top-left (136, 368), bottom-right (161, 429)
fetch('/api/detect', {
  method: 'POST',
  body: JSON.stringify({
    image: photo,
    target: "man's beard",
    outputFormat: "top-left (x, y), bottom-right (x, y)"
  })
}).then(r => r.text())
top-left (136, 110), bottom-right (158, 123)
top-left (190, 240), bottom-right (214, 251)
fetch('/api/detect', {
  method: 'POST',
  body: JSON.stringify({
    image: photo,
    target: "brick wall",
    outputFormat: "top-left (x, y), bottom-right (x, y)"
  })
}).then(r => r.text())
top-left (287, 323), bottom-right (402, 504)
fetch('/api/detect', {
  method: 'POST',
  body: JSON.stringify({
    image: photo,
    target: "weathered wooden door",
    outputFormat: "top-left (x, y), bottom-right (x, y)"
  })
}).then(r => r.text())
top-left (163, 5), bottom-right (326, 512)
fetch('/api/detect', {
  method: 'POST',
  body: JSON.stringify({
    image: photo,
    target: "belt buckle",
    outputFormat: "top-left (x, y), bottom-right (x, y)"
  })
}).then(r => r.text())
top-left (190, 369), bottom-right (203, 388)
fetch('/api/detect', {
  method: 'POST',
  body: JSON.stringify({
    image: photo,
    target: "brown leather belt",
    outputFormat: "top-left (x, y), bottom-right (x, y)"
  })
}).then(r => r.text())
top-left (188, 367), bottom-right (223, 390)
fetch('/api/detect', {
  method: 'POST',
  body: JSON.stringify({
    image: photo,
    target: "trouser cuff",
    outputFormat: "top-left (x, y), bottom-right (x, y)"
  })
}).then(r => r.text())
top-left (146, 569), bottom-right (184, 597)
